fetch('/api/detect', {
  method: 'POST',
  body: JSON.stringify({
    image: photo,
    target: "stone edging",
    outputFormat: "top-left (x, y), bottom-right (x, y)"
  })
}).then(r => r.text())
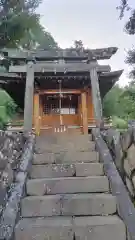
top-left (92, 128), bottom-right (135, 240)
top-left (0, 133), bottom-right (35, 240)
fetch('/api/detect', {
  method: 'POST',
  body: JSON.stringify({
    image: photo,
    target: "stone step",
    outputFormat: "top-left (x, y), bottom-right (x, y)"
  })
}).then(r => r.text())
top-left (36, 134), bottom-right (92, 146)
top-left (55, 151), bottom-right (98, 164)
top-left (74, 216), bottom-right (126, 240)
top-left (26, 176), bottom-right (109, 196)
top-left (15, 217), bottom-right (73, 240)
top-left (33, 151), bottom-right (99, 165)
top-left (15, 216), bottom-right (126, 240)
top-left (36, 137), bottom-right (95, 153)
top-left (55, 138), bottom-right (93, 147)
top-left (33, 152), bottom-right (55, 164)
top-left (30, 163), bottom-right (103, 179)
top-left (21, 194), bottom-right (116, 217)
top-left (56, 133), bottom-right (92, 141)
top-left (36, 141), bottom-right (95, 153)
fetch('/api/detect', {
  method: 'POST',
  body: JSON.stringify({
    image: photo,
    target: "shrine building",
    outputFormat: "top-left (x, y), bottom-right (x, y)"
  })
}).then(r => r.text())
top-left (0, 47), bottom-right (123, 135)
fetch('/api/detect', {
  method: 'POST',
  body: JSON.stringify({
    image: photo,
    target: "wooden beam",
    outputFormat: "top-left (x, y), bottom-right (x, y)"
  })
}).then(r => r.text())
top-left (33, 93), bottom-right (40, 135)
top-left (0, 73), bottom-right (20, 78)
top-left (90, 62), bottom-right (103, 127)
top-left (9, 63), bottom-right (111, 73)
top-left (2, 47), bottom-right (118, 60)
top-left (24, 61), bottom-right (34, 132)
top-left (81, 92), bottom-right (88, 134)
top-left (38, 89), bottom-right (82, 95)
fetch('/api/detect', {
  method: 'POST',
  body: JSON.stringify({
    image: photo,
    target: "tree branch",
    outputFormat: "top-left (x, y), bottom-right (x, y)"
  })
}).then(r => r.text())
top-left (117, 0), bottom-right (130, 19)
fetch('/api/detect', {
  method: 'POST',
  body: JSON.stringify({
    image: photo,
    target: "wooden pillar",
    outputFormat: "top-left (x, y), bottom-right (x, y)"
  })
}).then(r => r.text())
top-left (39, 95), bottom-right (43, 129)
top-left (24, 61), bottom-right (34, 132)
top-left (81, 91), bottom-right (88, 134)
top-left (39, 96), bottom-right (43, 118)
top-left (33, 93), bottom-right (40, 135)
top-left (90, 62), bottom-right (103, 127)
top-left (78, 95), bottom-right (82, 126)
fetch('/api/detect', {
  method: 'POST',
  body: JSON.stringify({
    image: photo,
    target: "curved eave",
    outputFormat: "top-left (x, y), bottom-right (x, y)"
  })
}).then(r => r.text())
top-left (0, 72), bottom-right (21, 81)
top-left (100, 70), bottom-right (123, 78)
top-left (0, 80), bottom-right (6, 84)
top-left (99, 70), bottom-right (123, 98)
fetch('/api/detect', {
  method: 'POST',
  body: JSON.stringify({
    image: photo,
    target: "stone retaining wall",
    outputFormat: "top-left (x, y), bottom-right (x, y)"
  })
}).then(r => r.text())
top-left (101, 125), bottom-right (135, 199)
top-left (93, 128), bottom-right (135, 240)
top-left (0, 131), bottom-right (25, 215)
top-left (0, 131), bottom-right (35, 215)
top-left (0, 131), bottom-right (35, 239)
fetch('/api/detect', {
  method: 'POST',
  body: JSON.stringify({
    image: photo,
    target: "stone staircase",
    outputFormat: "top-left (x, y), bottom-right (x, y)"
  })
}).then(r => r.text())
top-left (15, 134), bottom-right (126, 240)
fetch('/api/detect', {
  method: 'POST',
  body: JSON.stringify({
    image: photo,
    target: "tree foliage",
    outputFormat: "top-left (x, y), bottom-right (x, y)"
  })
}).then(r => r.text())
top-left (103, 85), bottom-right (124, 118)
top-left (0, 0), bottom-right (40, 48)
top-left (74, 40), bottom-right (84, 50)
top-left (117, 0), bottom-right (130, 19)
top-left (0, 0), bottom-right (58, 50)
top-left (18, 24), bottom-right (58, 50)
top-left (103, 81), bottom-right (135, 122)
top-left (0, 89), bottom-right (16, 129)
top-left (118, 1), bottom-right (135, 78)
top-left (118, 0), bottom-right (135, 35)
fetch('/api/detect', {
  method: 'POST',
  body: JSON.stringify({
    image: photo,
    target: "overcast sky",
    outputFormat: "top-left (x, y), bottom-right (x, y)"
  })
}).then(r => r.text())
top-left (37, 0), bottom-right (135, 86)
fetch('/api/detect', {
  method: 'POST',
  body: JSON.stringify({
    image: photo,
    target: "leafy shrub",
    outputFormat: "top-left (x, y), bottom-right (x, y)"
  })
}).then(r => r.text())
top-left (0, 89), bottom-right (17, 129)
top-left (112, 116), bottom-right (128, 129)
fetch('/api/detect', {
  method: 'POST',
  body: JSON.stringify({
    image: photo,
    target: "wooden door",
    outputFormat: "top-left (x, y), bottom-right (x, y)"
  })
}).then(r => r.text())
top-left (40, 93), bottom-right (81, 133)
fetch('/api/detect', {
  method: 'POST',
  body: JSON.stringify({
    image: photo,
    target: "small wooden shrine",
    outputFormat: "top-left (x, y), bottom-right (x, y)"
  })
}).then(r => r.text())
top-left (0, 47), bottom-right (123, 134)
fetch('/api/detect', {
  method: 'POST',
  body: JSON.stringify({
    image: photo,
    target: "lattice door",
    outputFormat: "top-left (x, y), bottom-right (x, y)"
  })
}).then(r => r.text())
top-left (43, 95), bottom-right (60, 115)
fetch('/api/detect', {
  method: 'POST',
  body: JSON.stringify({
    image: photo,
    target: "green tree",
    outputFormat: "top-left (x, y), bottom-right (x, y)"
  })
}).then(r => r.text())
top-left (18, 24), bottom-right (58, 50)
top-left (103, 81), bottom-right (135, 120)
top-left (118, 1), bottom-right (135, 78)
top-left (103, 85), bottom-right (124, 118)
top-left (121, 81), bottom-right (135, 118)
top-left (0, 89), bottom-right (16, 129)
top-left (0, 0), bottom-right (41, 48)
top-left (36, 28), bottom-right (58, 50)
top-left (0, 0), bottom-right (58, 50)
